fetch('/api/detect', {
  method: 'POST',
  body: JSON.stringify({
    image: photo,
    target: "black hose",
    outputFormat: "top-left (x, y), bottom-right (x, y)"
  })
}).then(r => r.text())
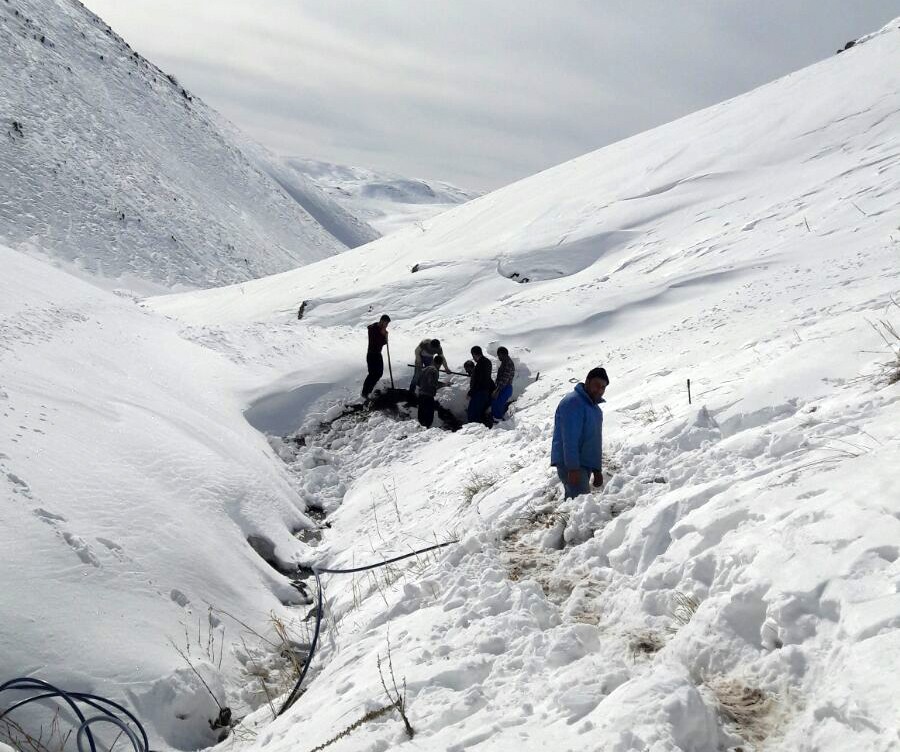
top-left (277, 568), bottom-right (322, 715)
top-left (276, 539), bottom-right (458, 716)
top-left (308, 540), bottom-right (459, 574)
top-left (0, 678), bottom-right (149, 752)
top-left (3, 543), bottom-right (460, 729)
top-left (1, 678), bottom-right (96, 752)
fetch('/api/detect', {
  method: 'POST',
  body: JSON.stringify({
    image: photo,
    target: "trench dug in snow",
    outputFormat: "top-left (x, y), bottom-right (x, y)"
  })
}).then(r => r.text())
top-left (241, 381), bottom-right (464, 585)
top-left (243, 382), bottom-right (334, 436)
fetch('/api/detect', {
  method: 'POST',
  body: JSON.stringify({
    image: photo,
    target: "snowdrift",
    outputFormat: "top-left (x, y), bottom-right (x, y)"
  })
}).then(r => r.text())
top-left (0, 245), bottom-right (323, 749)
top-left (0, 0), bottom-right (377, 291)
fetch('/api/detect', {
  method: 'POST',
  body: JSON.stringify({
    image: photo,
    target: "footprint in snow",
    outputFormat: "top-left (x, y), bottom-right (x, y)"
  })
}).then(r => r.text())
top-left (61, 532), bottom-right (101, 568)
top-left (6, 471), bottom-right (32, 498)
top-left (97, 537), bottom-right (130, 562)
top-left (33, 507), bottom-right (67, 524)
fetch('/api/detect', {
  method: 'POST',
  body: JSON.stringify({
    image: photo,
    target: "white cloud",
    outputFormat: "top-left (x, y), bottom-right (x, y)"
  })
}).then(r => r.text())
top-left (81, 0), bottom-right (900, 190)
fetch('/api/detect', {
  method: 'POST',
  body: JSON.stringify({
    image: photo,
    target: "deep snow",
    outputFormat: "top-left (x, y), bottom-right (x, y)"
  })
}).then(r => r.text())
top-left (2, 11), bottom-right (900, 752)
top-left (0, 0), bottom-right (377, 291)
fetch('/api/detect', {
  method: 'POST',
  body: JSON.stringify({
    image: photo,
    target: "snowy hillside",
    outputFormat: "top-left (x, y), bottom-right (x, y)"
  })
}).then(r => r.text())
top-left (0, 244), bottom-right (327, 749)
top-left (286, 158), bottom-right (480, 235)
top-left (148, 17), bottom-right (900, 751)
top-left (3, 12), bottom-right (900, 752)
top-left (0, 0), bottom-right (377, 291)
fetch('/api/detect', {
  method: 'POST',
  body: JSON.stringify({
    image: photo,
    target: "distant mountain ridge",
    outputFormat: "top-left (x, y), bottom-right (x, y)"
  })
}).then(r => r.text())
top-left (0, 0), bottom-right (379, 290)
top-left (285, 158), bottom-right (480, 235)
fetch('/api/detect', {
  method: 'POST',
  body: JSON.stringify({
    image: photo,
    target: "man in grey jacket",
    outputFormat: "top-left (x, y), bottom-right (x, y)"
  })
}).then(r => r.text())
top-left (417, 354), bottom-right (444, 428)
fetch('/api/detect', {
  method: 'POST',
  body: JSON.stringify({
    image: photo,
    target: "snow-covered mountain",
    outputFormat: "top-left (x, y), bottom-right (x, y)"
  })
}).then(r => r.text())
top-left (3, 12), bottom-right (900, 752)
top-left (0, 0), bottom-right (378, 291)
top-left (285, 158), bottom-right (480, 235)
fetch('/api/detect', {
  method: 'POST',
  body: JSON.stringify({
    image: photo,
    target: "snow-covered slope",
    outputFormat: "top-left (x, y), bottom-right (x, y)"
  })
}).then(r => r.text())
top-left (0, 0), bottom-right (377, 291)
top-left (0, 244), bottom-right (324, 749)
top-left (146, 18), bottom-right (900, 752)
top-left (286, 158), bottom-right (480, 235)
top-left (4, 12), bottom-right (900, 752)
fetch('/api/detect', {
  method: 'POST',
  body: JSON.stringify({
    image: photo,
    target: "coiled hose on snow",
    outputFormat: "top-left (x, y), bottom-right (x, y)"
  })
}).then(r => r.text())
top-left (0, 677), bottom-right (150, 752)
top-left (1, 543), bottom-right (459, 739)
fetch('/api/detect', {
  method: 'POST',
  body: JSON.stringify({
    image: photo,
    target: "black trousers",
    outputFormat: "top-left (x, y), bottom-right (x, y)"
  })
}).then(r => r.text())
top-left (417, 394), bottom-right (435, 427)
top-left (362, 352), bottom-right (384, 396)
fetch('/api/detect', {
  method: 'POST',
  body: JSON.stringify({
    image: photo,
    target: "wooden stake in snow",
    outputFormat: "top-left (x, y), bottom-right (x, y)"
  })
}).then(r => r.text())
top-left (687, 378), bottom-right (692, 405)
top-left (387, 342), bottom-right (395, 389)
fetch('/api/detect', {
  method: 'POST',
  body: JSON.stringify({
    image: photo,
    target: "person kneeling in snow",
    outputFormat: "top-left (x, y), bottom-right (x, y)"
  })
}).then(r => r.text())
top-left (550, 367), bottom-right (609, 499)
top-left (491, 346), bottom-right (515, 420)
top-left (417, 354), bottom-right (444, 428)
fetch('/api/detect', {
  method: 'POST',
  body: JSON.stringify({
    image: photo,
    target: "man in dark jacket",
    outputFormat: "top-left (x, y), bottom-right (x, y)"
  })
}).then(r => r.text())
top-left (417, 354), bottom-right (444, 428)
top-left (491, 346), bottom-right (515, 420)
top-left (467, 346), bottom-right (494, 425)
top-left (550, 367), bottom-right (609, 498)
top-left (362, 314), bottom-right (390, 398)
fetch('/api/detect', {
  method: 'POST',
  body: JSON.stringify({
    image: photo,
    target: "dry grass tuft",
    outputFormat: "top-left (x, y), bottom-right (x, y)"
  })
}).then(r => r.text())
top-left (868, 305), bottom-right (900, 386)
top-left (667, 591), bottom-right (700, 633)
top-left (629, 630), bottom-right (665, 659)
top-left (461, 471), bottom-right (496, 505)
top-left (1, 713), bottom-right (71, 752)
top-left (707, 678), bottom-right (776, 746)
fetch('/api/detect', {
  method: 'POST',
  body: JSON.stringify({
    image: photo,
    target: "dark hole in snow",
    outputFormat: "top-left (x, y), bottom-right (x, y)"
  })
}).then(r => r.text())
top-left (304, 503), bottom-right (326, 522)
top-left (247, 534), bottom-right (297, 576)
top-left (293, 524), bottom-right (323, 547)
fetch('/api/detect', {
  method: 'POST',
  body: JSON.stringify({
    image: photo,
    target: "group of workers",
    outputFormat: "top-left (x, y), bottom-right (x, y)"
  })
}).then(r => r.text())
top-left (362, 315), bottom-right (610, 500)
top-left (361, 314), bottom-right (516, 429)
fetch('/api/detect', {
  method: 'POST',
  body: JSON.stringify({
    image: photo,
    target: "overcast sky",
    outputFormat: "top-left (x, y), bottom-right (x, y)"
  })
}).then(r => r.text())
top-left (81, 1), bottom-right (900, 191)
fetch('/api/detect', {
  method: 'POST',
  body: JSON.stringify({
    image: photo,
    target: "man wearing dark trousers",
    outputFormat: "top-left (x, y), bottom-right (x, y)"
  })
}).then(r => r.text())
top-left (467, 346), bottom-right (494, 426)
top-left (417, 354), bottom-right (444, 428)
top-left (491, 346), bottom-right (515, 420)
top-left (551, 367), bottom-right (609, 498)
top-left (362, 314), bottom-right (390, 398)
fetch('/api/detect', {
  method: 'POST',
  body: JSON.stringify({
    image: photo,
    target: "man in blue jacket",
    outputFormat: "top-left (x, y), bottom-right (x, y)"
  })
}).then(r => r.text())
top-left (551, 367), bottom-right (609, 498)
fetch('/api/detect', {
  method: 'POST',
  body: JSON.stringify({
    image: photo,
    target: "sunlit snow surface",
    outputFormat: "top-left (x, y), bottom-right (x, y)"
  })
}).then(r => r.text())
top-left (3, 14), bottom-right (900, 752)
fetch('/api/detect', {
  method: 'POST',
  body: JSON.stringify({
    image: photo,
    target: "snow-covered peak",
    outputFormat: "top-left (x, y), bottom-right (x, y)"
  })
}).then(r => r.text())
top-left (0, 0), bottom-right (378, 291)
top-left (284, 157), bottom-right (480, 236)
